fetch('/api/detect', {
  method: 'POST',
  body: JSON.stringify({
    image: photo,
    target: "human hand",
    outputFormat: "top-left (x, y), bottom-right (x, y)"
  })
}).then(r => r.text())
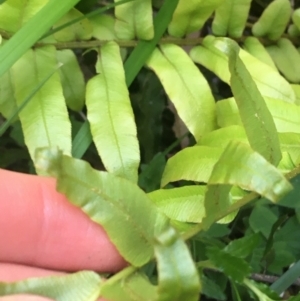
top-left (0, 169), bottom-right (127, 301)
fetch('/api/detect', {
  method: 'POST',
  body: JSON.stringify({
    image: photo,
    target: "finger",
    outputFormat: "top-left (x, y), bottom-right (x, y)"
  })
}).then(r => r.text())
top-left (0, 264), bottom-right (62, 301)
top-left (0, 264), bottom-right (64, 281)
top-left (0, 264), bottom-right (106, 301)
top-left (0, 169), bottom-right (127, 272)
top-left (0, 296), bottom-right (54, 301)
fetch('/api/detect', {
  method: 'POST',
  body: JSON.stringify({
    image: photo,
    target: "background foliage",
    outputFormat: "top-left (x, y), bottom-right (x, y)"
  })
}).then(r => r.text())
top-left (1, 0), bottom-right (300, 300)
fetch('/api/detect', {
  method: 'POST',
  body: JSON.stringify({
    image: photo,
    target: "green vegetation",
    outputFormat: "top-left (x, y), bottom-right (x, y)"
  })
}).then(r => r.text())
top-left (1, 0), bottom-right (300, 299)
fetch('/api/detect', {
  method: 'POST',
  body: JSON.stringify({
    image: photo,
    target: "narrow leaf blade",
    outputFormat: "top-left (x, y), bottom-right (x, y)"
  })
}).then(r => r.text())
top-left (114, 0), bottom-right (154, 40)
top-left (155, 226), bottom-right (200, 301)
top-left (0, 271), bottom-right (101, 301)
top-left (86, 41), bottom-right (140, 183)
top-left (212, 0), bottom-right (252, 38)
top-left (146, 44), bottom-right (216, 141)
top-left (266, 38), bottom-right (300, 83)
top-left (168, 0), bottom-right (223, 37)
top-left (243, 37), bottom-right (277, 70)
top-left (11, 46), bottom-right (71, 159)
top-left (56, 49), bottom-right (85, 111)
top-left (252, 0), bottom-right (291, 41)
top-left (224, 39), bottom-right (281, 165)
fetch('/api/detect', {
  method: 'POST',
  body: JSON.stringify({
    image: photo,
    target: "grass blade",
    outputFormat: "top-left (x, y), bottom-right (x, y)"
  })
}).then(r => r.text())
top-left (270, 260), bottom-right (300, 294)
top-left (0, 64), bottom-right (61, 136)
top-left (0, 0), bottom-right (80, 78)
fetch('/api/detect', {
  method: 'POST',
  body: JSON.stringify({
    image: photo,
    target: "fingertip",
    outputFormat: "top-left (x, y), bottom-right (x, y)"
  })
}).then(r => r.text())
top-left (0, 169), bottom-right (126, 272)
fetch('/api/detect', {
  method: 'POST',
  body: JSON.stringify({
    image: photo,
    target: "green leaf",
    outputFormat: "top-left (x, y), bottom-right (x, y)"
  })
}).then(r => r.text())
top-left (268, 244), bottom-right (295, 275)
top-left (35, 148), bottom-right (168, 267)
top-left (42, 0), bottom-right (134, 39)
top-left (201, 275), bottom-right (226, 301)
top-left (199, 125), bottom-right (248, 148)
top-left (114, 0), bottom-right (153, 40)
top-left (148, 185), bottom-right (206, 223)
top-left (101, 268), bottom-right (156, 301)
top-left (225, 40), bottom-right (281, 165)
top-left (89, 14), bottom-right (116, 40)
top-left (11, 46), bottom-right (71, 159)
top-left (202, 184), bottom-right (233, 230)
top-left (266, 38), bottom-right (300, 83)
top-left (243, 37), bottom-right (277, 70)
top-left (208, 140), bottom-right (293, 202)
top-left (149, 185), bottom-right (244, 225)
top-left (216, 97), bottom-right (300, 134)
top-left (207, 247), bottom-right (251, 283)
top-left (72, 121), bottom-right (93, 158)
top-left (190, 36), bottom-right (295, 103)
top-left (86, 41), bottom-right (140, 183)
top-left (155, 226), bottom-right (200, 301)
top-left (224, 234), bottom-right (262, 259)
top-left (146, 44), bottom-right (216, 142)
top-left (278, 133), bottom-right (300, 165)
top-left (212, 0), bottom-right (251, 38)
top-left (249, 205), bottom-right (278, 238)
top-left (252, 0), bottom-right (291, 41)
top-left (0, 62), bottom-right (17, 120)
top-left (0, 271), bottom-right (101, 301)
top-left (277, 151), bottom-right (295, 173)
top-left (123, 0), bottom-right (179, 87)
top-left (161, 146), bottom-right (223, 187)
top-left (168, 0), bottom-right (224, 37)
top-left (53, 8), bottom-right (92, 42)
top-left (244, 279), bottom-right (281, 301)
top-left (72, 0), bottom-right (179, 158)
top-left (0, 0), bottom-right (48, 33)
top-left (0, 0), bottom-right (81, 79)
top-left (274, 216), bottom-right (300, 258)
top-left (0, 62), bottom-right (62, 137)
top-left (292, 8), bottom-right (300, 30)
top-left (277, 173), bottom-right (300, 208)
top-left (288, 24), bottom-right (300, 37)
top-left (56, 49), bottom-right (85, 111)
top-left (140, 132), bottom-right (210, 193)
top-left (203, 126), bottom-right (294, 172)
top-left (139, 153), bottom-right (166, 193)
top-left (290, 84), bottom-right (300, 105)
top-left (201, 116), bottom-right (300, 168)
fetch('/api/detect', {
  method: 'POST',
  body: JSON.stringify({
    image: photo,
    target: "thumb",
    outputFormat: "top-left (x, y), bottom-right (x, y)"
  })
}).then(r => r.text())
top-left (0, 169), bottom-right (126, 272)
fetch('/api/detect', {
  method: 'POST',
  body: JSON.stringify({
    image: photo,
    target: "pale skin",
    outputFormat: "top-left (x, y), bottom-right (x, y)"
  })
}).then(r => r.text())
top-left (0, 169), bottom-right (127, 301)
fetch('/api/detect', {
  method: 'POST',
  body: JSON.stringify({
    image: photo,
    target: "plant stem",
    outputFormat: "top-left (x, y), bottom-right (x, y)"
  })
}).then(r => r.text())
top-left (2, 30), bottom-right (299, 49)
top-left (102, 266), bottom-right (137, 286)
